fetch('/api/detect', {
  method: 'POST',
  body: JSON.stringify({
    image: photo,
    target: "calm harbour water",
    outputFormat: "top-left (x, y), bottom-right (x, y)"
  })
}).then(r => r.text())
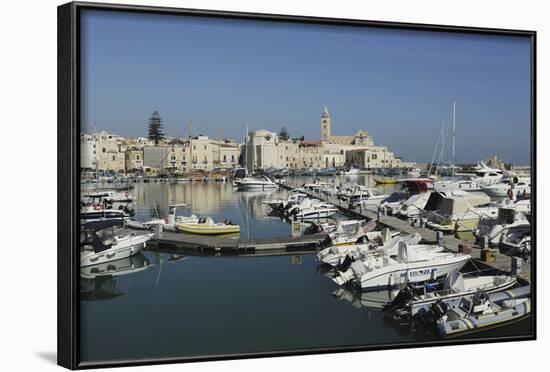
top-left (79, 176), bottom-right (531, 362)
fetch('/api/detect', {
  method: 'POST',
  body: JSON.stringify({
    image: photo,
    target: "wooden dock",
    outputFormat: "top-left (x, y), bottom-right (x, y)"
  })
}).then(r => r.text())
top-left (148, 230), bottom-right (327, 254)
top-left (281, 182), bottom-right (531, 282)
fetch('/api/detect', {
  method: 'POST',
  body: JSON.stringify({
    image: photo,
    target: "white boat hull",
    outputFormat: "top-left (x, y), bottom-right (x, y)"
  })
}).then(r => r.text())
top-left (349, 254), bottom-right (470, 291)
top-left (81, 234), bottom-right (152, 267)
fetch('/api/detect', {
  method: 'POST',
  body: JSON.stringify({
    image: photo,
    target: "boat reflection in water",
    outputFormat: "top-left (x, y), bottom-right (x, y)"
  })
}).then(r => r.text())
top-left (80, 253), bottom-right (153, 302)
top-left (332, 287), bottom-right (399, 310)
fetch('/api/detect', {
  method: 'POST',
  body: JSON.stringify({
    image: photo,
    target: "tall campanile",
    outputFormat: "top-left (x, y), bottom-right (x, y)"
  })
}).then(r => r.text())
top-left (321, 106), bottom-right (331, 142)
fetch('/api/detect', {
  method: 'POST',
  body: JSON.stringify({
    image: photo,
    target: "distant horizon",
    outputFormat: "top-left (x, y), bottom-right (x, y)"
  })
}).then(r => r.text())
top-left (81, 10), bottom-right (532, 164)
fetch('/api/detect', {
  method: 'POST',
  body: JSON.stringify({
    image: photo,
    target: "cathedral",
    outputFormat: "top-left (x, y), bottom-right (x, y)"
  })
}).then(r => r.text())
top-left (320, 106), bottom-right (374, 146)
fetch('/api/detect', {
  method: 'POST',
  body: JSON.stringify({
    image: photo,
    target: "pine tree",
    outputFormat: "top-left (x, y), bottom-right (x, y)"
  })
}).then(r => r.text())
top-left (279, 126), bottom-right (290, 141)
top-left (147, 111), bottom-right (165, 145)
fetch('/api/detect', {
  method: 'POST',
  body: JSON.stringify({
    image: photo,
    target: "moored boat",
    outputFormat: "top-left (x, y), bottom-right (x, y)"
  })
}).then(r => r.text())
top-left (175, 217), bottom-right (240, 235)
top-left (80, 219), bottom-right (153, 267)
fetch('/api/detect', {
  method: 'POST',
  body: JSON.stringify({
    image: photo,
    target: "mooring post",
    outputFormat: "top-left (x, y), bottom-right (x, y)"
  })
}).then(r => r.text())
top-left (154, 224), bottom-right (163, 239)
top-left (511, 256), bottom-right (522, 276)
top-left (481, 235), bottom-right (489, 250)
top-left (436, 231), bottom-right (443, 246)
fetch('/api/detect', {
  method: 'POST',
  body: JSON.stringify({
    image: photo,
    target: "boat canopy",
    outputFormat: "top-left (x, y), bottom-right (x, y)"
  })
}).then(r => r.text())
top-left (398, 178), bottom-right (434, 193)
top-left (397, 241), bottom-right (423, 263)
top-left (443, 272), bottom-right (465, 293)
top-left (424, 191), bottom-right (490, 214)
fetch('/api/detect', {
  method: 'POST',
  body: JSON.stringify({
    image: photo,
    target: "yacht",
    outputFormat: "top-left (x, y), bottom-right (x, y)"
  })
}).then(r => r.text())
top-left (80, 219), bottom-right (153, 267)
top-left (465, 161), bottom-right (505, 186)
top-left (482, 177), bottom-right (531, 199)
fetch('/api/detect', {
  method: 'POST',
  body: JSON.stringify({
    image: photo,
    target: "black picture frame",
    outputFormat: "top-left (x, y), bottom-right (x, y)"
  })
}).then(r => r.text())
top-left (58, 2), bottom-right (537, 369)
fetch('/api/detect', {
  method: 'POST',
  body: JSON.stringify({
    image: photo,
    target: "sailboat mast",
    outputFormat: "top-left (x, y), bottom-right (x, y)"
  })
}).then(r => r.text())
top-left (452, 100), bottom-right (456, 179)
top-left (94, 122), bottom-right (99, 182)
top-left (244, 124), bottom-right (248, 173)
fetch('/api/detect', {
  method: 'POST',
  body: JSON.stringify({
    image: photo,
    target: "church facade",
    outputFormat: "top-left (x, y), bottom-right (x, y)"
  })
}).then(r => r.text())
top-left (244, 107), bottom-right (411, 170)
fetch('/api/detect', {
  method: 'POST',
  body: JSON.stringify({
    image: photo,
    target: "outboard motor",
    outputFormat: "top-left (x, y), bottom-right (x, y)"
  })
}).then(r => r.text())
top-left (383, 284), bottom-right (414, 312)
top-left (320, 235), bottom-right (333, 248)
top-left (420, 299), bottom-right (448, 326)
top-left (355, 235), bottom-right (369, 244)
top-left (337, 255), bottom-right (354, 272)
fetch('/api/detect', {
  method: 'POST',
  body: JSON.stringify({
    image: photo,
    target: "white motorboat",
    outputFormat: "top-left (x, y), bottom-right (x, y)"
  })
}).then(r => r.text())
top-left (303, 178), bottom-right (332, 192)
top-left (322, 219), bottom-right (378, 246)
top-left (126, 204), bottom-right (198, 231)
top-left (80, 219), bottom-right (153, 267)
top-left (332, 241), bottom-right (470, 291)
top-left (421, 190), bottom-right (498, 232)
top-left (499, 230), bottom-right (531, 257)
top-left (317, 232), bottom-right (422, 267)
top-left (465, 161), bottom-right (505, 186)
top-left (337, 184), bottom-right (371, 201)
top-left (407, 168), bottom-right (422, 178)
top-left (394, 192), bottom-right (432, 218)
top-left (236, 176), bottom-right (278, 190)
top-left (348, 188), bottom-right (389, 209)
top-left (380, 192), bottom-right (410, 215)
top-left (82, 190), bottom-right (134, 203)
top-left (434, 179), bottom-right (482, 192)
top-left (262, 191), bottom-right (307, 211)
top-left (290, 202), bottom-right (339, 220)
top-left (482, 177), bottom-right (531, 199)
top-left (474, 207), bottom-right (530, 245)
top-left (80, 206), bottom-right (131, 222)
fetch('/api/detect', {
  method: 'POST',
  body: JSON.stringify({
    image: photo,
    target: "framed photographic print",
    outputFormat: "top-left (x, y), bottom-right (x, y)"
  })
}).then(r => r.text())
top-left (58, 1), bottom-right (536, 369)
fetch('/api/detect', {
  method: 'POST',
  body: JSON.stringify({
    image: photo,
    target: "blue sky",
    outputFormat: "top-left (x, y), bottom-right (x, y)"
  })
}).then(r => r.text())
top-left (81, 10), bottom-right (532, 164)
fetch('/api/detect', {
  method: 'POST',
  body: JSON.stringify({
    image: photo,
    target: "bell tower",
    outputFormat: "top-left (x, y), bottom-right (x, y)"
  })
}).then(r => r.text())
top-left (321, 106), bottom-right (331, 142)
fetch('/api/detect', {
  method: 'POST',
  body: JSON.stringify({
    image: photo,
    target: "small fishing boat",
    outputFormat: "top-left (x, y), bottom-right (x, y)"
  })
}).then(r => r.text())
top-left (80, 219), bottom-right (153, 267)
top-left (175, 217), bottom-right (240, 235)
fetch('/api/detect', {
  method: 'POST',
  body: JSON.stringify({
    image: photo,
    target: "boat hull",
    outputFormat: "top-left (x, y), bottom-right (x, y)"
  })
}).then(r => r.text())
top-left (80, 234), bottom-right (151, 267)
top-left (175, 223), bottom-right (241, 235)
top-left (357, 255), bottom-right (470, 291)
